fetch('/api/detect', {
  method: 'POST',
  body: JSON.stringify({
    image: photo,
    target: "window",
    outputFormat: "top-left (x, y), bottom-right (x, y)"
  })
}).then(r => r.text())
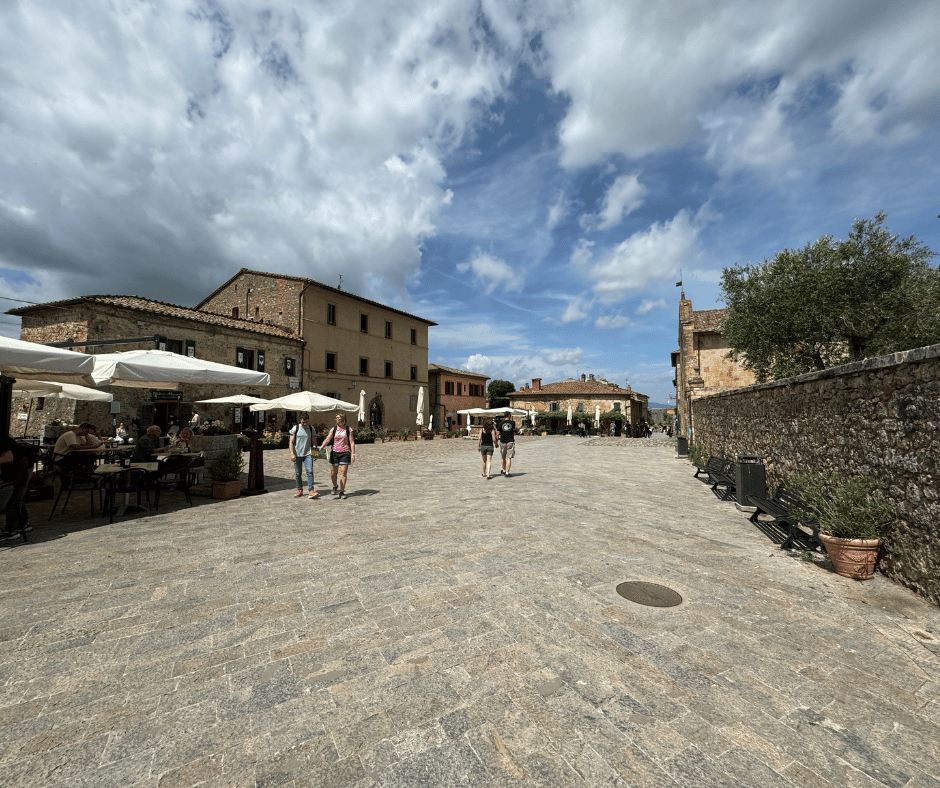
top-left (409, 394), bottom-right (418, 410)
top-left (410, 328), bottom-right (417, 345)
top-left (326, 352), bottom-right (337, 372)
top-left (232, 307), bottom-right (239, 318)
top-left (360, 314), bottom-right (368, 333)
top-left (577, 403), bottom-right (583, 412)
top-left (36, 397), bottom-right (45, 411)
top-left (410, 366), bottom-right (417, 381)
top-left (360, 357), bottom-right (368, 376)
top-left (285, 358), bottom-right (296, 376)
top-left (255, 307), bottom-right (259, 319)
top-left (444, 381), bottom-right (454, 395)
top-left (385, 321), bottom-right (392, 338)
top-left (384, 361), bottom-right (393, 378)
top-left (325, 392), bottom-right (338, 399)
top-left (327, 304), bottom-right (336, 325)
top-left (613, 402), bottom-right (621, 411)
top-left (549, 402), bottom-right (559, 411)
top-left (257, 351), bottom-right (265, 372)
top-left (245, 349), bottom-right (254, 369)
top-left (166, 339), bottom-right (183, 355)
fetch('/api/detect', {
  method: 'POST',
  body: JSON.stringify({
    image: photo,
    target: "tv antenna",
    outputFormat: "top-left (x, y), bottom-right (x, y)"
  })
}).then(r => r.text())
top-left (337, 274), bottom-right (344, 290)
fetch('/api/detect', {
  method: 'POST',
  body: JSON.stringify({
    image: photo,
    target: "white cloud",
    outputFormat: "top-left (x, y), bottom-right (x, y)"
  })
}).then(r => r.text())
top-left (636, 298), bottom-right (667, 314)
top-left (560, 294), bottom-right (592, 323)
top-left (594, 314), bottom-right (634, 329)
top-left (570, 239), bottom-right (594, 266)
top-left (595, 174), bottom-right (648, 230)
top-left (454, 347), bottom-right (584, 388)
top-left (456, 250), bottom-right (525, 294)
top-left (538, 1), bottom-right (940, 170)
top-left (546, 190), bottom-right (570, 229)
top-left (588, 208), bottom-right (707, 301)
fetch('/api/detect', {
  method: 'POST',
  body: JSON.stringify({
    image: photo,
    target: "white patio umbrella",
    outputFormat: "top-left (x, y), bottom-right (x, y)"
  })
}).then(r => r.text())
top-left (91, 349), bottom-right (270, 388)
top-left (196, 394), bottom-right (271, 405)
top-left (358, 390), bottom-right (366, 424)
top-left (0, 336), bottom-right (96, 384)
top-left (12, 380), bottom-right (113, 401)
top-left (567, 405), bottom-right (572, 426)
top-left (594, 405), bottom-right (601, 428)
top-left (416, 386), bottom-right (425, 426)
top-left (249, 391), bottom-right (358, 412)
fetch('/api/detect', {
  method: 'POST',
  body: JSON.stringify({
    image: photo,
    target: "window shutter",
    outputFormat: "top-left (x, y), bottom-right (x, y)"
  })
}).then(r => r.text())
top-left (185, 340), bottom-right (196, 357)
top-left (257, 351), bottom-right (266, 372)
top-left (236, 348), bottom-right (246, 368)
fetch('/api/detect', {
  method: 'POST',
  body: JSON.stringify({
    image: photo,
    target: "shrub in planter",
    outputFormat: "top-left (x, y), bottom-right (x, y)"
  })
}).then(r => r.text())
top-left (208, 449), bottom-right (244, 500)
top-left (792, 471), bottom-right (894, 580)
top-left (202, 425), bottom-right (229, 436)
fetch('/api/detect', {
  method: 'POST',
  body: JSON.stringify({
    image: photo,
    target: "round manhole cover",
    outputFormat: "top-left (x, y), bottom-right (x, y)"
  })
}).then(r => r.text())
top-left (616, 581), bottom-right (683, 607)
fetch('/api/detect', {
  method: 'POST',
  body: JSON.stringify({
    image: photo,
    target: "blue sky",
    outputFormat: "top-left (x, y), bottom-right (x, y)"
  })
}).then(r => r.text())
top-left (2, 1), bottom-right (938, 404)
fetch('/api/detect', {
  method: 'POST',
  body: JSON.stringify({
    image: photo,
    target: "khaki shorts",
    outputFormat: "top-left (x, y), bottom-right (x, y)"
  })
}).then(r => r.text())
top-left (499, 441), bottom-right (515, 459)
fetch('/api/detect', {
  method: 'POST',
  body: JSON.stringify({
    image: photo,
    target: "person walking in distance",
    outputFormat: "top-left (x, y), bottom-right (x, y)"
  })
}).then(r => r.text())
top-left (288, 413), bottom-right (318, 498)
top-left (497, 411), bottom-right (516, 477)
top-left (320, 413), bottom-right (356, 499)
top-left (477, 417), bottom-right (498, 479)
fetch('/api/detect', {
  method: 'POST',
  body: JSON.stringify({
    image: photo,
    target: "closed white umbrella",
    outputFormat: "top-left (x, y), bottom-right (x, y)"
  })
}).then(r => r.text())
top-left (416, 386), bottom-right (425, 426)
top-left (91, 349), bottom-right (270, 388)
top-left (428, 415), bottom-right (433, 430)
top-left (249, 391), bottom-right (358, 412)
top-left (0, 336), bottom-right (96, 384)
top-left (12, 380), bottom-right (113, 401)
top-left (358, 390), bottom-right (366, 424)
top-left (530, 410), bottom-right (536, 427)
top-left (594, 405), bottom-right (601, 428)
top-left (567, 405), bottom-right (572, 426)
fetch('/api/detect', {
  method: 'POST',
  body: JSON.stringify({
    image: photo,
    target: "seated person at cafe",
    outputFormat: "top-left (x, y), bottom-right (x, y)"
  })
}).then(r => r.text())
top-left (84, 425), bottom-right (104, 447)
top-left (53, 423), bottom-right (96, 456)
top-left (114, 423), bottom-right (128, 443)
top-left (131, 425), bottom-right (168, 462)
top-left (167, 426), bottom-right (193, 453)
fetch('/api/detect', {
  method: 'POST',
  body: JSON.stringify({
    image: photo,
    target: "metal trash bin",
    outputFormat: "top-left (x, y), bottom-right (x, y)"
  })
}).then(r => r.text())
top-left (676, 437), bottom-right (688, 457)
top-left (735, 454), bottom-right (766, 507)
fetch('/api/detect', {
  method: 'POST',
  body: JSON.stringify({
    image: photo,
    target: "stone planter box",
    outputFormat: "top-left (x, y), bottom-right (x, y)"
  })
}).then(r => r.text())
top-left (190, 434), bottom-right (240, 481)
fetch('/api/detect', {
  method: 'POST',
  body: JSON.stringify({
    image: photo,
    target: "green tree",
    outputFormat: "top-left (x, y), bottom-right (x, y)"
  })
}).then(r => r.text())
top-left (720, 213), bottom-right (939, 382)
top-left (487, 379), bottom-right (515, 408)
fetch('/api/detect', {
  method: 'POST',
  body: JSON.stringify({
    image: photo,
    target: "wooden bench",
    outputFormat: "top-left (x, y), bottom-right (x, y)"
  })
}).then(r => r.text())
top-left (749, 487), bottom-right (821, 550)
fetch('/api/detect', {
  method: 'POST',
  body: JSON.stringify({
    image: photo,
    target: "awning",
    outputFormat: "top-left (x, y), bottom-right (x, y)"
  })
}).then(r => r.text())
top-left (0, 336), bottom-right (96, 385)
top-left (12, 380), bottom-right (113, 402)
top-left (91, 349), bottom-right (271, 388)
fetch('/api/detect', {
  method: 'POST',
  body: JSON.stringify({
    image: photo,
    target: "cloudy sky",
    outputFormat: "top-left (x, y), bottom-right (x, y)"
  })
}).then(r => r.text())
top-left (2, 0), bottom-right (938, 404)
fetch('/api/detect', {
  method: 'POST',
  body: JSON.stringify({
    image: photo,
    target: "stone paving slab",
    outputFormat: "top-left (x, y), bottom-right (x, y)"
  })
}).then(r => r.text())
top-left (1, 436), bottom-right (939, 787)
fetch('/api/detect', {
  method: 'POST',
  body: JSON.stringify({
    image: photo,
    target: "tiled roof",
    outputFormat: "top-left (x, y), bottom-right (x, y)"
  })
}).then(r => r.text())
top-left (428, 364), bottom-right (489, 379)
top-left (8, 295), bottom-right (302, 341)
top-left (511, 378), bottom-right (647, 398)
top-left (196, 268), bottom-right (438, 326)
top-left (693, 308), bottom-right (727, 332)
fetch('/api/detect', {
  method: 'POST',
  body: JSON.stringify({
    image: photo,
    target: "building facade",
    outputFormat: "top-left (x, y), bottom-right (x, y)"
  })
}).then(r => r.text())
top-left (509, 374), bottom-right (649, 433)
top-left (427, 365), bottom-right (488, 430)
top-left (671, 293), bottom-right (756, 438)
top-left (7, 295), bottom-right (303, 438)
top-left (197, 269), bottom-right (437, 430)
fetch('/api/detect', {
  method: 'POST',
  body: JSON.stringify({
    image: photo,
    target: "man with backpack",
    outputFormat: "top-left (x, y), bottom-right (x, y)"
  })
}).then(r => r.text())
top-left (497, 411), bottom-right (517, 478)
top-left (0, 436), bottom-right (35, 540)
top-left (288, 413), bottom-right (318, 499)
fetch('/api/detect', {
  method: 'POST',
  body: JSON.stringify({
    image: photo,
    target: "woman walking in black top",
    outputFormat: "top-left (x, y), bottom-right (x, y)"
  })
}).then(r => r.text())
top-left (477, 418), bottom-right (498, 479)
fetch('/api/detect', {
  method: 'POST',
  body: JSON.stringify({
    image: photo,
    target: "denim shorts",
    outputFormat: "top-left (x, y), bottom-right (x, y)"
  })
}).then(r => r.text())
top-left (330, 450), bottom-right (352, 466)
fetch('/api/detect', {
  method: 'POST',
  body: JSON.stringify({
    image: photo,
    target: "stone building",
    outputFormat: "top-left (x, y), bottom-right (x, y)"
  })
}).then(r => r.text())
top-left (7, 295), bottom-right (303, 438)
top-left (427, 364), bottom-right (488, 430)
top-left (196, 269), bottom-right (436, 430)
top-left (671, 293), bottom-right (755, 437)
top-left (509, 375), bottom-right (648, 433)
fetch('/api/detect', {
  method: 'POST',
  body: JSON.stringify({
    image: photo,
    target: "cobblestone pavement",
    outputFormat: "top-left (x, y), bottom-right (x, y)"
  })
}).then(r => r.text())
top-left (2, 436), bottom-right (939, 787)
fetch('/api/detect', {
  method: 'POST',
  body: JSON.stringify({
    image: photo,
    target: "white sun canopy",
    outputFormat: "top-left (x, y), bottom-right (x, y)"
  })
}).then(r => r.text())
top-left (456, 407), bottom-right (528, 416)
top-left (0, 336), bottom-right (96, 384)
top-left (91, 349), bottom-right (270, 388)
top-left (196, 394), bottom-right (272, 405)
top-left (12, 380), bottom-right (113, 402)
top-left (249, 391), bottom-right (358, 412)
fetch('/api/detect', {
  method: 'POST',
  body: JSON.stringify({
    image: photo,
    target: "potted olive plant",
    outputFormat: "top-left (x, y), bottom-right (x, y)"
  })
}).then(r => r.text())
top-left (208, 448), bottom-right (245, 500)
top-left (792, 472), bottom-right (894, 580)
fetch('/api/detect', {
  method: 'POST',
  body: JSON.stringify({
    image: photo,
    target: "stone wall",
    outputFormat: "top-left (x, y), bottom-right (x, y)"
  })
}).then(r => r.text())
top-left (690, 344), bottom-right (940, 605)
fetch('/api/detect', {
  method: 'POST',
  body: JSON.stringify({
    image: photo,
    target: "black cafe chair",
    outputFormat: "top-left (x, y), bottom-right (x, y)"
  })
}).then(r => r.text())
top-left (102, 467), bottom-right (153, 524)
top-left (152, 455), bottom-right (196, 512)
top-left (49, 456), bottom-right (104, 521)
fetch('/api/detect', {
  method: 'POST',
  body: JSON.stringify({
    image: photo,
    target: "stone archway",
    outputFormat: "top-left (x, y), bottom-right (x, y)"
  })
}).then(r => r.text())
top-left (368, 395), bottom-right (384, 428)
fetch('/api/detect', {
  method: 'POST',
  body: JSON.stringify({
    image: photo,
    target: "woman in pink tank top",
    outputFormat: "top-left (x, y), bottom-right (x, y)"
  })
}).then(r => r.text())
top-left (320, 413), bottom-right (356, 499)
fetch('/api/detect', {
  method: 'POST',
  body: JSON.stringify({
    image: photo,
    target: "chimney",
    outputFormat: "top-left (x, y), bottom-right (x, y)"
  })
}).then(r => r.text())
top-left (589, 374), bottom-right (595, 381)
top-left (581, 374), bottom-right (586, 382)
top-left (532, 378), bottom-right (541, 391)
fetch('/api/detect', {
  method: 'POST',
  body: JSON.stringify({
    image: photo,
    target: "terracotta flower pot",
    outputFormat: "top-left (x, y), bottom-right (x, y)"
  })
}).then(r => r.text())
top-left (212, 480), bottom-right (242, 500)
top-left (819, 534), bottom-right (883, 581)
